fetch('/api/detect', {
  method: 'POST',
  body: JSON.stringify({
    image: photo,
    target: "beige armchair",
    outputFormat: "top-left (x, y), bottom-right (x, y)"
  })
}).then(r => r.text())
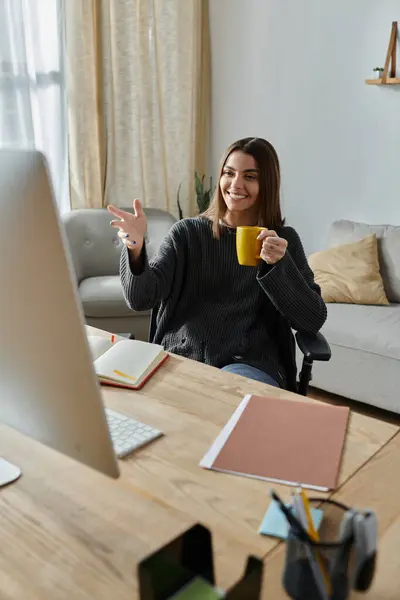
top-left (62, 207), bottom-right (176, 340)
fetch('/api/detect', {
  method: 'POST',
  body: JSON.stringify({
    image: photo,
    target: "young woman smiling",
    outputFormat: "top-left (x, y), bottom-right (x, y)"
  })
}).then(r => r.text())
top-left (107, 137), bottom-right (327, 389)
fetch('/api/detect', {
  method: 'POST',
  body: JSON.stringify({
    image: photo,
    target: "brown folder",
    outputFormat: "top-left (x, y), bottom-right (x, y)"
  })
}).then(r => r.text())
top-left (200, 395), bottom-right (350, 490)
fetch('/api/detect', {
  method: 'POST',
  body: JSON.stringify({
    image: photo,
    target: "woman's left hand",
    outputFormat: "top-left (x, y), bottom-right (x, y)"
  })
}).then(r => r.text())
top-left (257, 230), bottom-right (288, 265)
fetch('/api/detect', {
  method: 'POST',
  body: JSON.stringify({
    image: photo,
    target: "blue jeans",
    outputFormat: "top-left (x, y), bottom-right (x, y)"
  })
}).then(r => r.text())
top-left (221, 363), bottom-right (280, 387)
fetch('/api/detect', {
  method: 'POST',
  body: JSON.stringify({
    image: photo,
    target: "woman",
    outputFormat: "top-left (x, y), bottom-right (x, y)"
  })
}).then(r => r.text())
top-left (107, 137), bottom-right (327, 390)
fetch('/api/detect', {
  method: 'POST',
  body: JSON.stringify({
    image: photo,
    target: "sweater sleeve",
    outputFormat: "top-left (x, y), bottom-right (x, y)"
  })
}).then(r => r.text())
top-left (120, 223), bottom-right (184, 312)
top-left (256, 227), bottom-right (327, 333)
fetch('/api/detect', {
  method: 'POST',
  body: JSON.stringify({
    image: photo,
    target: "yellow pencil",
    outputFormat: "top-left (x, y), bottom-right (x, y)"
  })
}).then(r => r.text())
top-left (299, 487), bottom-right (332, 596)
top-left (300, 487), bottom-right (319, 540)
top-left (113, 369), bottom-right (137, 382)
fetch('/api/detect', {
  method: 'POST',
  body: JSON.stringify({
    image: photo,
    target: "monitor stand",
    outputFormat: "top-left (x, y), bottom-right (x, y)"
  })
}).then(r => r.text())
top-left (0, 458), bottom-right (22, 487)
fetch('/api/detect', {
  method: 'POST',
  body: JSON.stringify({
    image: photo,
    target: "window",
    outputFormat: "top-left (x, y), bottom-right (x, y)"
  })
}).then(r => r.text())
top-left (0, 0), bottom-right (68, 212)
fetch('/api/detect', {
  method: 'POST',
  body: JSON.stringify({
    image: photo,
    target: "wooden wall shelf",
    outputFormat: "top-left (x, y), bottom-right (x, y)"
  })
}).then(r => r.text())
top-left (366, 77), bottom-right (400, 85)
top-left (366, 21), bottom-right (399, 86)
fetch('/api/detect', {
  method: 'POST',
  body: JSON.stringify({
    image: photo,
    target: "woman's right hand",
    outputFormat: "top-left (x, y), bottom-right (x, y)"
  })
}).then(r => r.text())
top-left (107, 199), bottom-right (147, 258)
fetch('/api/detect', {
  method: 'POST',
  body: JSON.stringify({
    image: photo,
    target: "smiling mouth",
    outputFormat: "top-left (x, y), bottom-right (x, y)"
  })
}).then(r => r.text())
top-left (228, 192), bottom-right (248, 200)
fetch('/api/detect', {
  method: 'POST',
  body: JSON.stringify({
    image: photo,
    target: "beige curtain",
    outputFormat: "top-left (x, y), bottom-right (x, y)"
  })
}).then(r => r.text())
top-left (65, 0), bottom-right (210, 217)
top-left (64, 0), bottom-right (105, 209)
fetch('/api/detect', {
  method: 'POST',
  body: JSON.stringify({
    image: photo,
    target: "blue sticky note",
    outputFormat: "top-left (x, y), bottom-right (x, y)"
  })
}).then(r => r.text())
top-left (259, 500), bottom-right (323, 539)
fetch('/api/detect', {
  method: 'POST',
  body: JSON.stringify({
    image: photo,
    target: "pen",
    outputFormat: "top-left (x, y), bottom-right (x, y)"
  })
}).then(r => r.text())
top-left (292, 493), bottom-right (330, 600)
top-left (269, 490), bottom-right (313, 543)
top-left (298, 487), bottom-right (332, 596)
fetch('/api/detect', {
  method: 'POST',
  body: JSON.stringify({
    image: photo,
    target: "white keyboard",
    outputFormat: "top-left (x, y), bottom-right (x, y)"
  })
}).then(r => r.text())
top-left (105, 408), bottom-right (163, 459)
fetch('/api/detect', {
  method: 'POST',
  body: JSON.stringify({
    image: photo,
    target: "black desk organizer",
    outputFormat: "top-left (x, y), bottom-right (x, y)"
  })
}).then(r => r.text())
top-left (138, 523), bottom-right (263, 599)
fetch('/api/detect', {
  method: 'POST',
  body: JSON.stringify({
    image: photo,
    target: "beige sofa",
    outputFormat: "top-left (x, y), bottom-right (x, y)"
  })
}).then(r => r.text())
top-left (305, 220), bottom-right (400, 413)
top-left (62, 207), bottom-right (176, 340)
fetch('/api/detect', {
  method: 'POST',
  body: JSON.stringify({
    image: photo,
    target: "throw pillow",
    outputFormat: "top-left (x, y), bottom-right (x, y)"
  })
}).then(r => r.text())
top-left (308, 234), bottom-right (389, 305)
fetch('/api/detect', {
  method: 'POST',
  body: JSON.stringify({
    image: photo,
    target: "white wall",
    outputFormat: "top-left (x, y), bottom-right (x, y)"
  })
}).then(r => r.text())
top-left (209, 0), bottom-right (400, 254)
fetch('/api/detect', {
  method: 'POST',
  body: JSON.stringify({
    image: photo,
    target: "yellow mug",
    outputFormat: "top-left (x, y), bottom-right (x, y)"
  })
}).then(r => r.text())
top-left (236, 226), bottom-right (265, 266)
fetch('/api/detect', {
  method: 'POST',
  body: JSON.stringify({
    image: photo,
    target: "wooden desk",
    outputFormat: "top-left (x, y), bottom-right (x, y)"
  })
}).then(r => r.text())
top-left (0, 326), bottom-right (397, 598)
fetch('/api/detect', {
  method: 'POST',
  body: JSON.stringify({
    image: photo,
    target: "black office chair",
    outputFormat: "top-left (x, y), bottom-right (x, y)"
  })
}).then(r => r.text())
top-left (147, 307), bottom-right (331, 397)
top-left (294, 330), bottom-right (331, 395)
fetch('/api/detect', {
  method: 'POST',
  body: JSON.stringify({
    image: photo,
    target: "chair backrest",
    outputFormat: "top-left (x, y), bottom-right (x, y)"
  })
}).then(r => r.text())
top-left (62, 207), bottom-right (176, 283)
top-left (329, 220), bottom-right (400, 303)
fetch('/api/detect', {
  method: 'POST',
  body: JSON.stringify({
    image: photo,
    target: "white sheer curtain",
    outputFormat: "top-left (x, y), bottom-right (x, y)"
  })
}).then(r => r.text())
top-left (65, 0), bottom-right (210, 216)
top-left (0, 0), bottom-right (69, 212)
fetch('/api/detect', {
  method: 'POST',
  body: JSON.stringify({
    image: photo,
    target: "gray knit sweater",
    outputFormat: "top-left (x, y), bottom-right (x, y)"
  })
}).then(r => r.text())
top-left (120, 217), bottom-right (327, 387)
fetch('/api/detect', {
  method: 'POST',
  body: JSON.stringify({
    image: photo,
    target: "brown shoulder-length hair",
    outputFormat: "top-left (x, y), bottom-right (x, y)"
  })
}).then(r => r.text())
top-left (202, 137), bottom-right (284, 238)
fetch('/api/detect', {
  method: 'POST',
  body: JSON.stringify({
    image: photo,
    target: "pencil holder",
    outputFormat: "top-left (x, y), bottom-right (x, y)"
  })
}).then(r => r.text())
top-left (282, 499), bottom-right (377, 600)
top-left (283, 531), bottom-right (349, 600)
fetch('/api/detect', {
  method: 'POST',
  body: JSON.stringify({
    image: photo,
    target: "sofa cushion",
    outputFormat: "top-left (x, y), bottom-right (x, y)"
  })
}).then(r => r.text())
top-left (79, 276), bottom-right (149, 318)
top-left (321, 303), bottom-right (400, 361)
top-left (308, 234), bottom-right (389, 305)
top-left (328, 220), bottom-right (400, 303)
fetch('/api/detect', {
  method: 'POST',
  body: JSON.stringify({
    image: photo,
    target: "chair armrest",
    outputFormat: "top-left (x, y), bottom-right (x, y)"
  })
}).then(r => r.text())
top-left (295, 331), bottom-right (331, 362)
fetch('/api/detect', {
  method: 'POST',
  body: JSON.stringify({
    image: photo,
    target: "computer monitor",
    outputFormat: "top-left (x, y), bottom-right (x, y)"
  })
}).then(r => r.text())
top-left (0, 149), bottom-right (119, 478)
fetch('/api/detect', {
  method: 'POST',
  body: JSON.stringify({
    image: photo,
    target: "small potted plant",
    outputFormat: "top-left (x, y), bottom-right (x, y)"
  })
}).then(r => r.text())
top-left (373, 67), bottom-right (384, 80)
top-left (194, 171), bottom-right (214, 214)
top-left (176, 172), bottom-right (215, 218)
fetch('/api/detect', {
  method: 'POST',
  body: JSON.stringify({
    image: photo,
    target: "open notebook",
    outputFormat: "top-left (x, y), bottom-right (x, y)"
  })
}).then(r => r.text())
top-left (200, 394), bottom-right (350, 491)
top-left (87, 335), bottom-right (168, 390)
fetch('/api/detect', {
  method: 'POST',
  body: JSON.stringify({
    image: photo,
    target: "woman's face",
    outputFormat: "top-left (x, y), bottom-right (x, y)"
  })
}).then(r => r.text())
top-left (220, 150), bottom-right (259, 213)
